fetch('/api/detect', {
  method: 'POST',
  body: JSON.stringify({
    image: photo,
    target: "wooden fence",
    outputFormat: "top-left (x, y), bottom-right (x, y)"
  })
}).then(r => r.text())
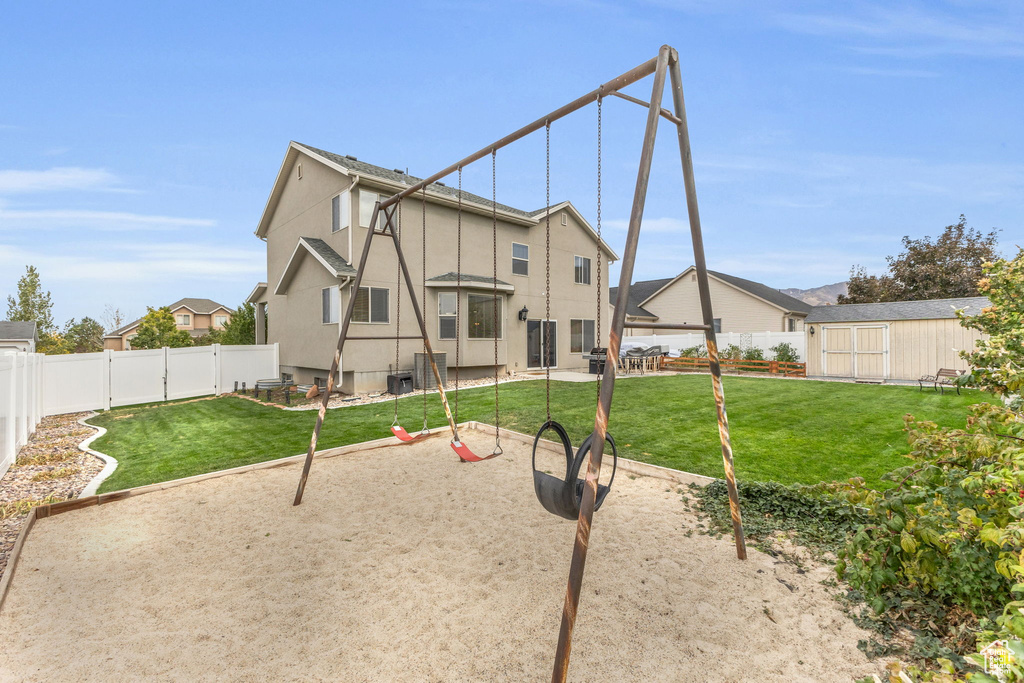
top-left (663, 356), bottom-right (806, 377)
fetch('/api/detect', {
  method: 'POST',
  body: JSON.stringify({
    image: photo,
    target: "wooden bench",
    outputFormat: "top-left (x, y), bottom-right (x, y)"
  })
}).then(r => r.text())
top-left (918, 368), bottom-right (963, 395)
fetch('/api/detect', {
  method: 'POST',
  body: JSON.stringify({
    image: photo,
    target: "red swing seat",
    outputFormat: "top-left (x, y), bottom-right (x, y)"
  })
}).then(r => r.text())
top-left (450, 440), bottom-right (501, 462)
top-left (391, 425), bottom-right (426, 442)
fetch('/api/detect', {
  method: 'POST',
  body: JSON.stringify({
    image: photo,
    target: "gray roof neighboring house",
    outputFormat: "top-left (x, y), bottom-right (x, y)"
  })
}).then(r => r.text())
top-left (105, 298), bottom-right (234, 338)
top-left (806, 296), bottom-right (991, 324)
top-left (706, 270), bottom-right (812, 315)
top-left (0, 320), bottom-right (38, 341)
top-left (609, 278), bottom-right (671, 318)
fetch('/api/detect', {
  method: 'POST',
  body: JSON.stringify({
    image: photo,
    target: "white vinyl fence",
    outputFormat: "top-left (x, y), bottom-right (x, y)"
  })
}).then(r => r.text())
top-left (41, 343), bottom-right (279, 415)
top-left (620, 331), bottom-right (806, 361)
top-left (1, 352), bottom-right (44, 478)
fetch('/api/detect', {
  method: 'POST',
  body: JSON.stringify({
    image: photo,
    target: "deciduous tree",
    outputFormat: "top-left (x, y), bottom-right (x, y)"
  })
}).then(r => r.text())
top-left (131, 307), bottom-right (193, 349)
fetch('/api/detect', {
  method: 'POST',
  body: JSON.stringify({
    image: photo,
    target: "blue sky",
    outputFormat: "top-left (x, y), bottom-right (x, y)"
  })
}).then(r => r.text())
top-left (1, 1), bottom-right (1021, 326)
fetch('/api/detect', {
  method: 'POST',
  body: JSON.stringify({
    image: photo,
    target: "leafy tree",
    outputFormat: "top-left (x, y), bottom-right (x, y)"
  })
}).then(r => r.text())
top-left (220, 302), bottom-right (256, 345)
top-left (131, 307), bottom-right (193, 349)
top-left (957, 248), bottom-right (1024, 402)
top-left (837, 215), bottom-right (1000, 304)
top-left (64, 317), bottom-right (105, 353)
top-left (5, 265), bottom-right (54, 333)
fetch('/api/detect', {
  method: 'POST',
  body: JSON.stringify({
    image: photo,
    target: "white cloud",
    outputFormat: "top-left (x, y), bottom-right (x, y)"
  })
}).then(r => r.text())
top-left (0, 167), bottom-right (122, 194)
top-left (0, 208), bottom-right (216, 231)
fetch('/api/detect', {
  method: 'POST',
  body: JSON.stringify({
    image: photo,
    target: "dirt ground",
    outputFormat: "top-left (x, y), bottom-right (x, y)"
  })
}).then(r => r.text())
top-left (0, 430), bottom-right (876, 682)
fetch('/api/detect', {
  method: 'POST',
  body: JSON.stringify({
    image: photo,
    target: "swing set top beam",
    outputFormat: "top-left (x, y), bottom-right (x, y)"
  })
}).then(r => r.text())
top-left (378, 48), bottom-right (676, 211)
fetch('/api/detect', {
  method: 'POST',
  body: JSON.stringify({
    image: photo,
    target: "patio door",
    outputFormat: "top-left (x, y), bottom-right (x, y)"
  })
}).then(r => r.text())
top-left (527, 320), bottom-right (557, 369)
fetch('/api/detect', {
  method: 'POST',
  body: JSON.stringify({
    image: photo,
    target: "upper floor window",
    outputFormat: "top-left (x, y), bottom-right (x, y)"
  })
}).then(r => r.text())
top-left (332, 191), bottom-right (351, 233)
top-left (438, 292), bottom-right (457, 339)
top-left (359, 190), bottom-right (379, 228)
top-left (788, 317), bottom-right (796, 332)
top-left (322, 286), bottom-right (340, 324)
top-left (353, 286), bottom-right (389, 324)
top-left (176, 313), bottom-right (191, 326)
top-left (574, 256), bottom-right (591, 285)
top-left (215, 315), bottom-right (228, 328)
top-left (512, 243), bottom-right (529, 276)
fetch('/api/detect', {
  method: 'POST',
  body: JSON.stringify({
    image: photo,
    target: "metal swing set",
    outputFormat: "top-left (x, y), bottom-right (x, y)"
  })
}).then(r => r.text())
top-left (291, 44), bottom-right (747, 682)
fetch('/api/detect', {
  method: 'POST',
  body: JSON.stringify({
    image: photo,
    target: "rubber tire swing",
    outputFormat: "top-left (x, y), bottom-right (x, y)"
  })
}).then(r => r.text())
top-left (531, 421), bottom-right (618, 521)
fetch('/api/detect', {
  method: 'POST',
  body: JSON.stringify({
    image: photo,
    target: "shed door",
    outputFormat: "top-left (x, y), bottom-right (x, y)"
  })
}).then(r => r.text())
top-left (854, 326), bottom-right (887, 379)
top-left (822, 326), bottom-right (852, 376)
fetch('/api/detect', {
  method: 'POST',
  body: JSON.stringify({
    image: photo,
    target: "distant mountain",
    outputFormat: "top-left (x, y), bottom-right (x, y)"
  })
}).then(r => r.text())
top-left (781, 282), bottom-right (849, 306)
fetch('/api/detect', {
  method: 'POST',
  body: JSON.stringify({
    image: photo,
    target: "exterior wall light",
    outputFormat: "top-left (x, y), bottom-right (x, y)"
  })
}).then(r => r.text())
top-left (518, 306), bottom-right (529, 322)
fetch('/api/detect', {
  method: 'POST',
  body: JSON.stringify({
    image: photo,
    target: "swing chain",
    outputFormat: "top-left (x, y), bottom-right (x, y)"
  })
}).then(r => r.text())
top-left (492, 149), bottom-right (501, 454)
top-left (454, 167), bottom-right (462, 424)
top-left (545, 121), bottom-right (551, 423)
top-left (421, 187), bottom-right (429, 433)
top-left (596, 96), bottom-right (603, 399)
top-left (393, 201), bottom-right (402, 426)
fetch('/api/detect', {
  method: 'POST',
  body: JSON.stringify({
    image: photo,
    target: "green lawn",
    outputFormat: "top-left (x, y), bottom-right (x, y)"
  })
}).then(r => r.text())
top-left (87, 376), bottom-right (986, 493)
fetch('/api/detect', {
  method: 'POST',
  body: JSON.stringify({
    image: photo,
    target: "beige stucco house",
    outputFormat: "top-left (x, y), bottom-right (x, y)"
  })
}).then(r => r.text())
top-left (805, 296), bottom-right (988, 382)
top-left (246, 141), bottom-right (617, 393)
top-left (103, 298), bottom-right (234, 351)
top-left (612, 266), bottom-right (811, 336)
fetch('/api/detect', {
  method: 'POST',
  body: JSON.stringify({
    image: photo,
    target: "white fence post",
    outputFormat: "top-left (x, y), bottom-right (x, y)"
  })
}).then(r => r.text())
top-left (213, 343), bottom-right (222, 395)
top-left (5, 352), bottom-right (16, 463)
top-left (103, 349), bottom-right (112, 411)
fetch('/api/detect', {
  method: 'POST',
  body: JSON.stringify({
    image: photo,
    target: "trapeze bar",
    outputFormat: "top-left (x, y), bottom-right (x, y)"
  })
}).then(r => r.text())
top-left (623, 322), bottom-right (710, 331)
top-left (379, 50), bottom-right (668, 209)
top-left (608, 91), bottom-right (682, 125)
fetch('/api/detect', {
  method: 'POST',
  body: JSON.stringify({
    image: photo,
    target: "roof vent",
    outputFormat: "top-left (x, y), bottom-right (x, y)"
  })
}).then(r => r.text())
top-left (393, 168), bottom-right (404, 174)
top-left (345, 155), bottom-right (357, 161)
top-left (436, 181), bottom-right (446, 187)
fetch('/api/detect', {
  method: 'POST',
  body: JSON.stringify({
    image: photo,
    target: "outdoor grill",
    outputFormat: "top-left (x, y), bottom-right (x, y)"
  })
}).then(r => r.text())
top-left (585, 347), bottom-right (608, 374)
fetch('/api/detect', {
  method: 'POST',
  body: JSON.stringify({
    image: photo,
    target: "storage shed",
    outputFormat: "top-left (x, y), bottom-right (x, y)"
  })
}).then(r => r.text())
top-left (804, 297), bottom-right (989, 382)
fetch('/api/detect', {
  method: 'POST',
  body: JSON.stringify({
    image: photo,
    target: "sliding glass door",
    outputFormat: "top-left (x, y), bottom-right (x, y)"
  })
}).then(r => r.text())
top-left (527, 320), bottom-right (557, 369)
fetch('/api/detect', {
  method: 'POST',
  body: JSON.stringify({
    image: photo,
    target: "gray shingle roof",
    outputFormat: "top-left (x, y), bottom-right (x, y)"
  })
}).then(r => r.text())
top-left (806, 296), bottom-right (991, 323)
top-left (707, 270), bottom-right (812, 314)
top-left (426, 272), bottom-right (512, 287)
top-left (609, 278), bottom-right (670, 318)
top-left (301, 237), bottom-right (357, 276)
top-left (0, 320), bottom-right (37, 340)
top-left (296, 143), bottom-right (530, 218)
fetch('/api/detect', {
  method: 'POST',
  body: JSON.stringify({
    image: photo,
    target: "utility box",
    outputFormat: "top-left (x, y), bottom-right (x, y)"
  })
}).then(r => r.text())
top-left (387, 372), bottom-right (414, 396)
top-left (413, 352), bottom-right (447, 390)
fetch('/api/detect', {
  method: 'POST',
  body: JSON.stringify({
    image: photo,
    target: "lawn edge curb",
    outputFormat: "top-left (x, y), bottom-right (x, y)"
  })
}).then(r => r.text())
top-left (77, 413), bottom-right (118, 499)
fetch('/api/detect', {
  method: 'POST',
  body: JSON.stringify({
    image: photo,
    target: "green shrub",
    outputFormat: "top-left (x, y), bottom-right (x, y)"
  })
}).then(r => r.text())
top-left (722, 343), bottom-right (743, 360)
top-left (742, 347), bottom-right (765, 361)
top-left (770, 342), bottom-right (800, 364)
top-left (679, 345), bottom-right (705, 358)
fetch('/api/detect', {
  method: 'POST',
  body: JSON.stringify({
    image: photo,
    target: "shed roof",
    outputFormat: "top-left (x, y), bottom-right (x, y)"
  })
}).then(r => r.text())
top-left (0, 320), bottom-right (37, 340)
top-left (806, 296), bottom-right (991, 323)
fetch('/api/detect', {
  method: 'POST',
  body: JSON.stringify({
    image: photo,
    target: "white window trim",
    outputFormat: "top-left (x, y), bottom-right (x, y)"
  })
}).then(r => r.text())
top-left (438, 292), bottom-right (457, 340)
top-left (352, 285), bottom-right (390, 325)
top-left (569, 318), bottom-right (596, 354)
top-left (467, 293), bottom-right (504, 341)
top-left (511, 242), bottom-right (529, 277)
top-left (573, 255), bottom-right (592, 285)
top-left (359, 190), bottom-right (379, 228)
top-left (322, 286), bottom-right (340, 325)
top-left (176, 313), bottom-right (191, 326)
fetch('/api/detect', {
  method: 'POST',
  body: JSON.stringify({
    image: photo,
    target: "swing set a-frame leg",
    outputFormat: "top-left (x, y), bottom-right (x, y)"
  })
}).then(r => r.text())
top-left (293, 202), bottom-right (461, 506)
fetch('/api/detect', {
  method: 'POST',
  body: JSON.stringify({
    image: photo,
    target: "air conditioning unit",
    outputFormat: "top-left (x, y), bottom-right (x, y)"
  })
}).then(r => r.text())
top-left (413, 352), bottom-right (447, 390)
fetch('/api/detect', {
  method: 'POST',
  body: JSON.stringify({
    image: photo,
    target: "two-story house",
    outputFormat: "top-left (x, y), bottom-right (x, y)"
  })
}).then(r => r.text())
top-left (612, 267), bottom-right (811, 336)
top-left (246, 142), bottom-right (617, 393)
top-left (103, 298), bottom-right (234, 351)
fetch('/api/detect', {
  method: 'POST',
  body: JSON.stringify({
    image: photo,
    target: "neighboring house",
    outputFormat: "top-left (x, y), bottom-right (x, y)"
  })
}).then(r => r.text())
top-left (246, 141), bottom-right (617, 393)
top-left (103, 298), bottom-right (234, 351)
top-left (0, 321), bottom-right (38, 352)
top-left (804, 296), bottom-right (989, 382)
top-left (612, 266), bottom-right (812, 336)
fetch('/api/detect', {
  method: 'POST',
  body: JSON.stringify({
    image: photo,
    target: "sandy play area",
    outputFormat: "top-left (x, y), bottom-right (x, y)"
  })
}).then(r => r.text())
top-left (0, 428), bottom-right (876, 681)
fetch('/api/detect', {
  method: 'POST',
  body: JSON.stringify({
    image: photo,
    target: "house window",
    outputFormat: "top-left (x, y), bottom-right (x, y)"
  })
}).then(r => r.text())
top-left (322, 286), bottom-right (340, 324)
top-left (281, 372), bottom-right (293, 383)
top-left (359, 190), bottom-right (379, 228)
top-left (570, 319), bottom-right (596, 354)
top-left (215, 315), bottom-right (228, 327)
top-left (176, 313), bottom-right (191, 326)
top-left (512, 243), bottom-right (529, 276)
top-left (468, 293), bottom-right (502, 339)
top-left (353, 286), bottom-right (389, 323)
top-left (713, 318), bottom-right (722, 333)
top-left (574, 256), bottom-right (591, 285)
top-left (788, 318), bottom-right (796, 332)
top-left (560, 212), bottom-right (567, 226)
top-left (438, 292), bottom-right (457, 339)
top-left (332, 191), bottom-right (351, 233)
top-left (297, 163), bottom-right (302, 179)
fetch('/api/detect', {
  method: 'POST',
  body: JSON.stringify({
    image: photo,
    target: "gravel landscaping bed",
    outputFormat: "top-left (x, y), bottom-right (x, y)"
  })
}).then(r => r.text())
top-left (0, 412), bottom-right (103, 578)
